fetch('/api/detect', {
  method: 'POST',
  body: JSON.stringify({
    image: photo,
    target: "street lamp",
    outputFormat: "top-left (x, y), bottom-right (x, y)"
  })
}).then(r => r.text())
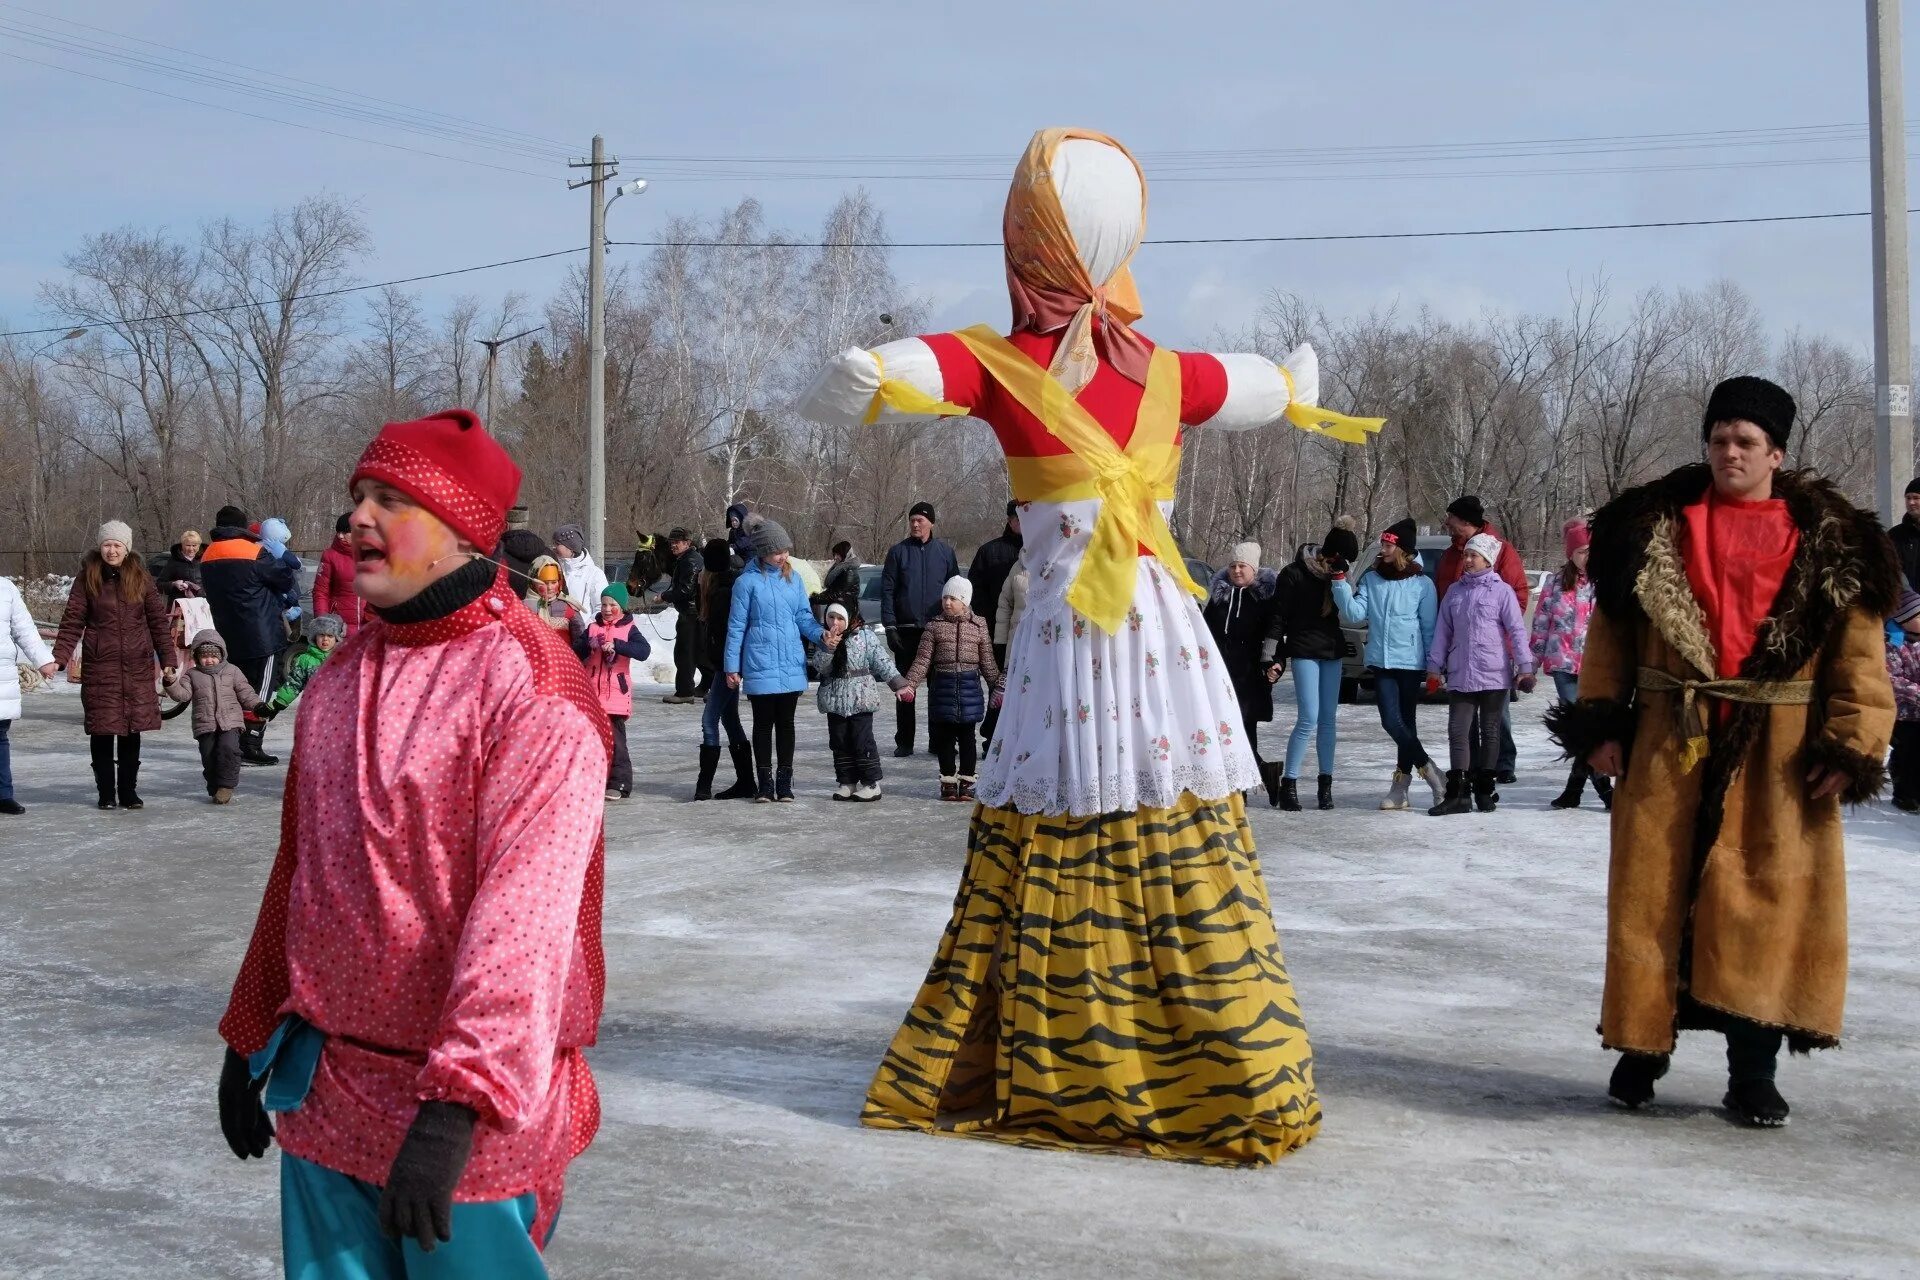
top-left (572, 134), bottom-right (649, 565)
top-left (474, 326), bottom-right (543, 426)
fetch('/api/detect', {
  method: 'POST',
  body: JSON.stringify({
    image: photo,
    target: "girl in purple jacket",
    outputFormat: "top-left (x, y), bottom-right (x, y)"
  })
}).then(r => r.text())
top-left (1427, 533), bottom-right (1535, 816)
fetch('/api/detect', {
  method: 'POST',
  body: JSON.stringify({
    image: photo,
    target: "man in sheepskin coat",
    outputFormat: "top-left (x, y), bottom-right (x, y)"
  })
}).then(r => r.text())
top-left (1550, 376), bottom-right (1898, 1129)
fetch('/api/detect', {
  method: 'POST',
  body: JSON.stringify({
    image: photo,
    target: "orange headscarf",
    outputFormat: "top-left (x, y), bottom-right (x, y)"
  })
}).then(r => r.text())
top-left (1004, 127), bottom-right (1152, 394)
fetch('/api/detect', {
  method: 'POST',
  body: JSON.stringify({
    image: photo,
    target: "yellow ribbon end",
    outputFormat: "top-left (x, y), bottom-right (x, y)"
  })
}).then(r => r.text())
top-left (1283, 402), bottom-right (1388, 445)
top-left (1679, 735), bottom-right (1711, 774)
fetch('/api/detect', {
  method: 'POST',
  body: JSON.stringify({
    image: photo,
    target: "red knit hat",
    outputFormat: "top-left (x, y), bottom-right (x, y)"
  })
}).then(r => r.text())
top-left (349, 409), bottom-right (521, 551)
top-left (1563, 517), bottom-right (1592, 556)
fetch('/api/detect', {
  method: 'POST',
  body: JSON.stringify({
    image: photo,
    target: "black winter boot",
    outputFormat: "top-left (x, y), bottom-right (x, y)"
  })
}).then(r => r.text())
top-left (1276, 777), bottom-right (1302, 812)
top-left (755, 769), bottom-right (776, 804)
top-left (1593, 775), bottom-right (1615, 811)
top-left (1260, 761), bottom-right (1282, 808)
top-left (1723, 1079), bottom-right (1791, 1128)
top-left (1471, 769), bottom-right (1500, 812)
top-left (116, 739), bottom-right (143, 810)
top-left (715, 742), bottom-right (756, 800)
top-left (1608, 1051), bottom-right (1670, 1110)
top-left (1427, 770), bottom-right (1472, 816)
top-left (93, 761), bottom-right (117, 810)
top-left (1316, 774), bottom-right (1334, 810)
top-left (694, 745), bottom-right (721, 801)
top-left (775, 768), bottom-right (794, 803)
top-left (1551, 763), bottom-right (1589, 809)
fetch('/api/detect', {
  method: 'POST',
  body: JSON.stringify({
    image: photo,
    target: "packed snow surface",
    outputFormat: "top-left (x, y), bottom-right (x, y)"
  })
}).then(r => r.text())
top-left (1, 683), bottom-right (1916, 1278)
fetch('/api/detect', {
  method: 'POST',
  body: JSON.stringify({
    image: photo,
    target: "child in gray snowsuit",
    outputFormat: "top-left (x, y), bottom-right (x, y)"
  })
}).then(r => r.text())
top-left (165, 629), bottom-right (264, 804)
top-left (808, 600), bottom-right (910, 801)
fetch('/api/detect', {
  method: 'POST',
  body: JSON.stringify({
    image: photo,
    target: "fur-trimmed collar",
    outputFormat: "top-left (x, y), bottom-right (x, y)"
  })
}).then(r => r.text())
top-left (1209, 566), bottom-right (1280, 604)
top-left (1364, 554), bottom-right (1425, 582)
top-left (1587, 465), bottom-right (1903, 651)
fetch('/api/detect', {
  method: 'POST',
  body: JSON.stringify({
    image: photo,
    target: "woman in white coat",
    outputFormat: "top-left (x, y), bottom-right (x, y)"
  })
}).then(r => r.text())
top-left (1, 574), bottom-right (60, 815)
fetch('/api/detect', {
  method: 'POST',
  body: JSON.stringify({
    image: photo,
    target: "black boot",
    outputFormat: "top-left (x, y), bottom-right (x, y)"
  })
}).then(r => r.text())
top-left (1608, 1051), bottom-right (1670, 1110)
top-left (694, 745), bottom-right (721, 801)
top-left (755, 769), bottom-right (776, 804)
top-left (239, 727), bottom-right (278, 768)
top-left (1427, 770), bottom-right (1472, 816)
top-left (715, 742), bottom-right (756, 800)
top-left (1260, 761), bottom-right (1282, 808)
top-left (1276, 777), bottom-right (1302, 812)
top-left (116, 744), bottom-right (143, 811)
top-left (1316, 774), bottom-right (1334, 811)
top-left (93, 760), bottom-right (117, 810)
top-left (1593, 775), bottom-right (1614, 811)
top-left (1471, 768), bottom-right (1500, 812)
top-left (775, 768), bottom-right (794, 803)
top-left (1723, 1079), bottom-right (1791, 1128)
top-left (1551, 763), bottom-right (1589, 809)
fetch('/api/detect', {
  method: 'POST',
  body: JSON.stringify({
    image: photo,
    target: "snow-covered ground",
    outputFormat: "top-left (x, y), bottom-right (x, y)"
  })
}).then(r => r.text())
top-left (1, 680), bottom-right (1916, 1279)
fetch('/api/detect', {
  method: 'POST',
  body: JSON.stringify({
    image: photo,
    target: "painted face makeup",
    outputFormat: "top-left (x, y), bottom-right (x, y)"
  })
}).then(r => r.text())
top-left (349, 481), bottom-right (466, 609)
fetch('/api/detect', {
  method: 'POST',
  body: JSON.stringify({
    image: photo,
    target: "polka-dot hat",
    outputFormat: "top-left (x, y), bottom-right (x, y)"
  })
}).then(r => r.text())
top-left (350, 408), bottom-right (522, 552)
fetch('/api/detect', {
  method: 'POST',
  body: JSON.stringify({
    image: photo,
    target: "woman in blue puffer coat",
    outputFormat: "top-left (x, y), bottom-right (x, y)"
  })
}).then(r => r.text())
top-left (1332, 517), bottom-right (1441, 811)
top-left (726, 517), bottom-right (826, 803)
top-left (721, 514), bottom-right (821, 794)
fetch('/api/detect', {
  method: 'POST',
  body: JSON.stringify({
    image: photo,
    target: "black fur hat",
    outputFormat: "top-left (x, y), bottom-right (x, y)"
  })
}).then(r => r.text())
top-left (1702, 376), bottom-right (1795, 450)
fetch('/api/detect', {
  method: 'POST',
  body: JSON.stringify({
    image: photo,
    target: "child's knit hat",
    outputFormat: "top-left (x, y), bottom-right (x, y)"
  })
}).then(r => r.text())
top-left (600, 583), bottom-right (630, 611)
top-left (942, 575), bottom-right (974, 607)
top-left (1464, 532), bottom-right (1503, 566)
top-left (306, 614), bottom-right (346, 641)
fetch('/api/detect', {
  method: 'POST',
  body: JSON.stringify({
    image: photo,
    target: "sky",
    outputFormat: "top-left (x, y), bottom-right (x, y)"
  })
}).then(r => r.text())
top-left (0, 1), bottom-right (1913, 352)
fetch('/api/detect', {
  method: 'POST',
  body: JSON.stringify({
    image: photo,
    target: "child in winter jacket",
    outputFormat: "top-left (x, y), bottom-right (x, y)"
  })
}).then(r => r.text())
top-left (1531, 518), bottom-right (1605, 811)
top-left (578, 583), bottom-right (652, 800)
top-left (809, 600), bottom-right (911, 801)
top-left (1888, 588), bottom-right (1920, 812)
top-left (263, 614), bottom-right (343, 722)
top-left (903, 576), bottom-right (1004, 801)
top-left (165, 629), bottom-right (265, 804)
top-left (1427, 533), bottom-right (1535, 816)
top-left (526, 555), bottom-right (586, 638)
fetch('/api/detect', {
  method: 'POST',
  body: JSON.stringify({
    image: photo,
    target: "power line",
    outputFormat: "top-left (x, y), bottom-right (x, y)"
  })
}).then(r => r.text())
top-left (0, 51), bottom-right (564, 183)
top-left (0, 4), bottom-right (575, 157)
top-left (6, 206), bottom-right (1910, 343)
top-left (0, 248), bottom-right (586, 339)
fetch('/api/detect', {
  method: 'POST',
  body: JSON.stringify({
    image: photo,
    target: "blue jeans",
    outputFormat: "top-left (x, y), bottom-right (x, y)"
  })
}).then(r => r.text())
top-left (0, 717), bottom-right (12, 802)
top-left (1552, 671), bottom-right (1579, 706)
top-left (1284, 657), bottom-right (1342, 779)
top-left (1373, 669), bottom-right (1431, 772)
top-left (701, 682), bottom-right (747, 749)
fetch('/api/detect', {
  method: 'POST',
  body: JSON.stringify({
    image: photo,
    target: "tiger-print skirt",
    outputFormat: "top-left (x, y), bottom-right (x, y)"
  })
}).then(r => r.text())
top-left (862, 792), bottom-right (1321, 1163)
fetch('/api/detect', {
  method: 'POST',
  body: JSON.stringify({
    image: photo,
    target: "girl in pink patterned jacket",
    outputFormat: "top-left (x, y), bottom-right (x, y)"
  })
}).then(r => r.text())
top-left (1532, 518), bottom-right (1603, 810)
top-left (1889, 588), bottom-right (1920, 811)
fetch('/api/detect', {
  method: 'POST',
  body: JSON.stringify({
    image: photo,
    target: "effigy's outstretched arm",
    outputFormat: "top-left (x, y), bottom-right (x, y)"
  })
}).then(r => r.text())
top-left (798, 338), bottom-right (970, 427)
top-left (1195, 344), bottom-right (1384, 444)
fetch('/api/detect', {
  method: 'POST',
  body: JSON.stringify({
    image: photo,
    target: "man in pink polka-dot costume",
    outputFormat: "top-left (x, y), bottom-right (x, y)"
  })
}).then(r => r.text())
top-left (216, 409), bottom-right (610, 1276)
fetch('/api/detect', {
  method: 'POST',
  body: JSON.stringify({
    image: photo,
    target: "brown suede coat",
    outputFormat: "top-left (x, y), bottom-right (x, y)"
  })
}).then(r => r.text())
top-left (1550, 465), bottom-right (1899, 1053)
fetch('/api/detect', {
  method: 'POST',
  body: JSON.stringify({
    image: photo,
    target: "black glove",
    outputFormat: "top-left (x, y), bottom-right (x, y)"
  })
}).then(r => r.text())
top-left (378, 1101), bottom-right (477, 1252)
top-left (218, 1046), bottom-right (274, 1160)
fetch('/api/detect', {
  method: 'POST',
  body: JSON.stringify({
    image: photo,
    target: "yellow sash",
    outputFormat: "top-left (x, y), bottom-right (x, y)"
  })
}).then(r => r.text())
top-left (950, 324), bottom-right (1201, 633)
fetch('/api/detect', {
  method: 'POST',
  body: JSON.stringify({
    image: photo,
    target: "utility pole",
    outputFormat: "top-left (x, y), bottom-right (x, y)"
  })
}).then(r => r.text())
top-left (475, 326), bottom-right (542, 429)
top-left (570, 135), bottom-right (617, 565)
top-left (1868, 0), bottom-right (1914, 523)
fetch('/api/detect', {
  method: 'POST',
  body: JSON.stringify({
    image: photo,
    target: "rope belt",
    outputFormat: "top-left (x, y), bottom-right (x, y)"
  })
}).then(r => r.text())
top-left (1636, 666), bottom-right (1814, 772)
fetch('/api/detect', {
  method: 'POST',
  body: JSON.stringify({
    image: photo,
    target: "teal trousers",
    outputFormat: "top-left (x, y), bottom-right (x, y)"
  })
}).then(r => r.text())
top-left (280, 1153), bottom-right (549, 1280)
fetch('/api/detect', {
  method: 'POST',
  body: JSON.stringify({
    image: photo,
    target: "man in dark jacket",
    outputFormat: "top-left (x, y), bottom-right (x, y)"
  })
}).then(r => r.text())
top-left (1892, 477), bottom-right (1920, 590)
top-left (881, 501), bottom-right (960, 756)
top-left (1436, 494), bottom-right (1529, 782)
top-left (968, 500), bottom-right (1023, 744)
top-left (199, 504), bottom-right (297, 766)
top-left (662, 527), bottom-right (704, 703)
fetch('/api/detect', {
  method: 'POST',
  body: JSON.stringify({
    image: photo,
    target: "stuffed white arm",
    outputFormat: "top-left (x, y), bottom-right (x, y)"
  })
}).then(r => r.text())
top-left (1201, 344), bottom-right (1321, 432)
top-left (797, 338), bottom-right (953, 427)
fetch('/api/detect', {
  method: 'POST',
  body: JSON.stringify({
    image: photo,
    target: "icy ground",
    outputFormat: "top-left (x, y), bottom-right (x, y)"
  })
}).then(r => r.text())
top-left (2, 681), bottom-right (1917, 1279)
